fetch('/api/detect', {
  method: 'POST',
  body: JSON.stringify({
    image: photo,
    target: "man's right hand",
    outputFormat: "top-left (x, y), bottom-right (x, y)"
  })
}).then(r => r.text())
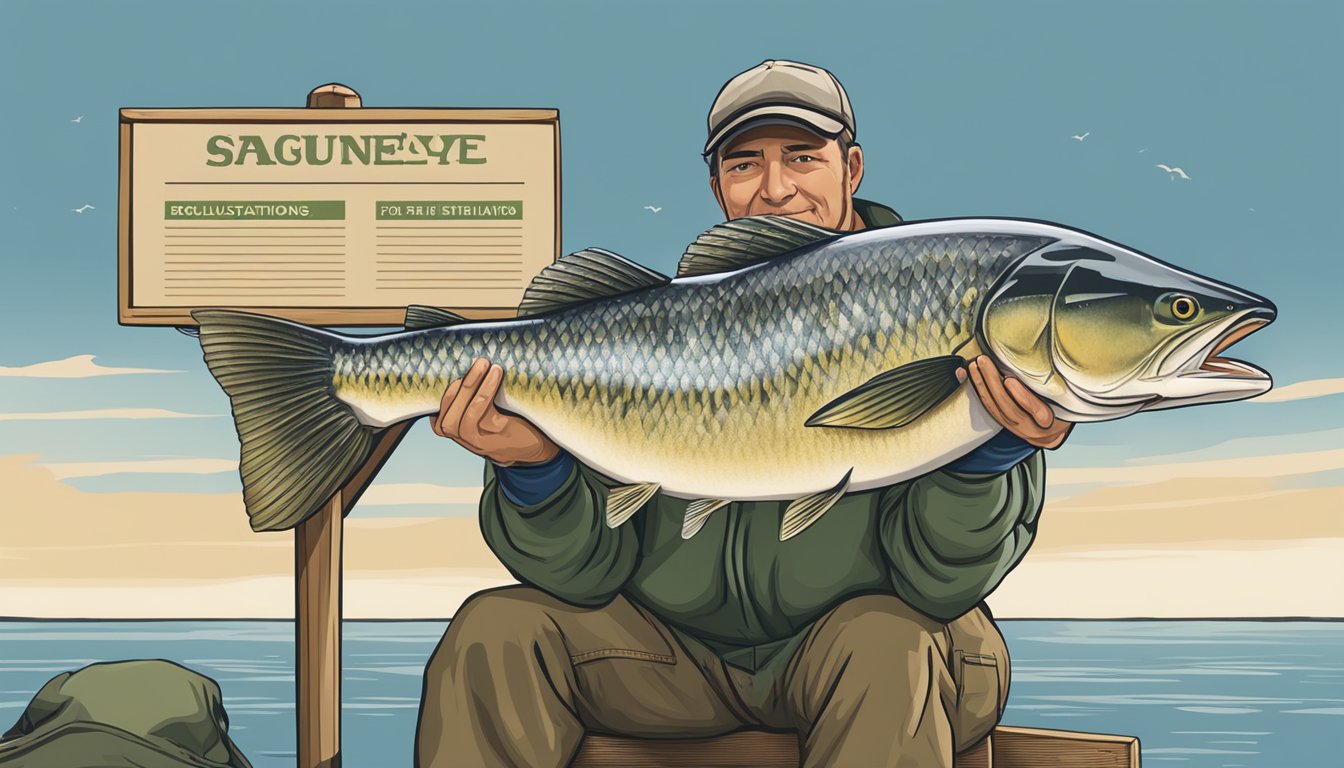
top-left (432, 358), bottom-right (561, 467)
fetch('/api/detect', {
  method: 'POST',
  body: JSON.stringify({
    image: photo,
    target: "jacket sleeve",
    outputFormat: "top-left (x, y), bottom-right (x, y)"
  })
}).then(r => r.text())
top-left (877, 450), bottom-right (1046, 621)
top-left (478, 453), bottom-right (641, 607)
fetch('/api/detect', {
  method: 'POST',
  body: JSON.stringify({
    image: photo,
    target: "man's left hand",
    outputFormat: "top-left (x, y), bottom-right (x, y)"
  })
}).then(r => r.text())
top-left (959, 355), bottom-right (1073, 450)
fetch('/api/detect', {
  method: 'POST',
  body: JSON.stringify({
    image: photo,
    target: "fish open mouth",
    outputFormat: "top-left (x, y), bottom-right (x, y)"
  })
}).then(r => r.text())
top-left (1190, 313), bottom-right (1273, 379)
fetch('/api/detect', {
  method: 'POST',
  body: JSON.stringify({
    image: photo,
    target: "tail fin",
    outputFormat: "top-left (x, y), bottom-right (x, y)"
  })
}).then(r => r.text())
top-left (193, 309), bottom-right (378, 532)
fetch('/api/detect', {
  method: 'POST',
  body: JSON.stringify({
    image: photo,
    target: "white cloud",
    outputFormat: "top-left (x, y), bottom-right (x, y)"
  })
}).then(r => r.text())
top-left (0, 354), bottom-right (182, 378)
top-left (39, 458), bottom-right (237, 479)
top-left (1095, 426), bottom-right (1344, 468)
top-left (357, 482), bottom-right (484, 506)
top-left (1250, 377), bottom-right (1344, 403)
top-left (991, 538), bottom-right (1344, 618)
top-left (1048, 447), bottom-right (1344, 486)
top-left (0, 408), bottom-right (214, 421)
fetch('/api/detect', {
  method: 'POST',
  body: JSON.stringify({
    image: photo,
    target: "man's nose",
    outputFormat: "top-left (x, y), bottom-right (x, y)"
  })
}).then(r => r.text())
top-left (759, 160), bottom-right (796, 205)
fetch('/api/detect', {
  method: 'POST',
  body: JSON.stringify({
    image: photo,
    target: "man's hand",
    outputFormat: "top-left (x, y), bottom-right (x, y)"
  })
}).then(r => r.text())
top-left (432, 358), bottom-right (561, 466)
top-left (960, 355), bottom-right (1073, 450)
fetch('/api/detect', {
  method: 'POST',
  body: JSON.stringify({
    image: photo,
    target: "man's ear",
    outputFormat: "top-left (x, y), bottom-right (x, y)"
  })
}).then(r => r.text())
top-left (848, 144), bottom-right (864, 194)
top-left (710, 174), bottom-right (727, 215)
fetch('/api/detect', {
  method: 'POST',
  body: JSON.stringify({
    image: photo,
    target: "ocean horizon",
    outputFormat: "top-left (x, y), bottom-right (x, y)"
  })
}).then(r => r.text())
top-left (1, 618), bottom-right (1338, 766)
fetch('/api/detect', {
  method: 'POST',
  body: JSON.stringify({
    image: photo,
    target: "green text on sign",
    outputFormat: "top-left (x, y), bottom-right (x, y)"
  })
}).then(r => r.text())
top-left (376, 201), bottom-right (523, 220)
top-left (165, 201), bottom-right (346, 220)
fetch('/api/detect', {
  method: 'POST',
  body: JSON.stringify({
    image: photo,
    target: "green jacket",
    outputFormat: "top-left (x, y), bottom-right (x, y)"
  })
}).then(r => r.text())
top-left (479, 199), bottom-right (1047, 672)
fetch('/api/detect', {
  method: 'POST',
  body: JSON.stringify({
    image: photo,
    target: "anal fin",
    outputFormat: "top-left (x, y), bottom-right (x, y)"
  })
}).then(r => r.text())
top-left (682, 498), bottom-right (731, 539)
top-left (605, 482), bottom-right (661, 528)
top-left (779, 469), bottom-right (853, 541)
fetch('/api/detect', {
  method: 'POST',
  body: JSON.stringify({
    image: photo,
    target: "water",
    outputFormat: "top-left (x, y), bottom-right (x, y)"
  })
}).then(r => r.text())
top-left (0, 620), bottom-right (1337, 766)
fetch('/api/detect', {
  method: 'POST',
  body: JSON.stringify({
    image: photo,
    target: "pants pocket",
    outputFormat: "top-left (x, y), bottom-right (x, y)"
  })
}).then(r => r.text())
top-left (952, 650), bottom-right (1001, 754)
top-left (562, 597), bottom-right (678, 667)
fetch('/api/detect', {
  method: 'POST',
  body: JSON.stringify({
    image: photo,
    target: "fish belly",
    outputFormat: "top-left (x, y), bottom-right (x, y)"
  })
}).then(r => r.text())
top-left (330, 230), bottom-right (1036, 497)
top-left (496, 371), bottom-right (1002, 500)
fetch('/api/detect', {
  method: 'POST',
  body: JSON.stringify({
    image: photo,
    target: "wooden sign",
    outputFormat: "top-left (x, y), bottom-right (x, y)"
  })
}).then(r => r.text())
top-left (118, 103), bottom-right (559, 326)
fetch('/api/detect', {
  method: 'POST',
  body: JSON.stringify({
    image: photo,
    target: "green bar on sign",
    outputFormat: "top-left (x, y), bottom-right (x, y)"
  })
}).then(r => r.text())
top-left (164, 201), bottom-right (346, 220)
top-left (376, 201), bottom-right (524, 220)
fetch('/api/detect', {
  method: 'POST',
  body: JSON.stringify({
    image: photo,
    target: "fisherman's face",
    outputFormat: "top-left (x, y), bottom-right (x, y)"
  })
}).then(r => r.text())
top-left (711, 124), bottom-right (864, 231)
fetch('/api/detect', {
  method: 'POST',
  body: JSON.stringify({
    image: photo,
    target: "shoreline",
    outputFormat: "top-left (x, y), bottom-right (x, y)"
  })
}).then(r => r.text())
top-left (3, 615), bottom-right (1341, 622)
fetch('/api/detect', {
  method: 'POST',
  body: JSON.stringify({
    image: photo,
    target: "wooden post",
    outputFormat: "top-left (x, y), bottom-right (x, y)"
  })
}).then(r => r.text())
top-left (296, 493), bottom-right (344, 768)
top-left (294, 82), bottom-right (359, 768)
top-left (296, 421), bottom-right (413, 768)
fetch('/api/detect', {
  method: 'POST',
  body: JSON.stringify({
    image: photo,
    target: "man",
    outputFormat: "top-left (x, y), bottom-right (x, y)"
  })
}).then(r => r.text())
top-left (416, 60), bottom-right (1071, 768)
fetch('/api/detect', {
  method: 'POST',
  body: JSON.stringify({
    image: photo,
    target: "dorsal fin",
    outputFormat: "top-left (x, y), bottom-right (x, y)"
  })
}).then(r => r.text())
top-left (676, 216), bottom-right (839, 278)
top-left (518, 248), bottom-right (670, 317)
top-left (404, 305), bottom-right (471, 330)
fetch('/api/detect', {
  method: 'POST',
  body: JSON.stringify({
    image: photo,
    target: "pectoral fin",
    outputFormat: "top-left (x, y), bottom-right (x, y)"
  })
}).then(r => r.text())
top-left (682, 498), bottom-right (732, 539)
top-left (605, 482), bottom-right (661, 528)
top-left (779, 469), bottom-right (853, 541)
top-left (805, 356), bottom-right (967, 429)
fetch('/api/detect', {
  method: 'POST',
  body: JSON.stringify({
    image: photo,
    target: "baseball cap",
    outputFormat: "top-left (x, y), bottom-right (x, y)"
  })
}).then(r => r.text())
top-left (703, 60), bottom-right (856, 159)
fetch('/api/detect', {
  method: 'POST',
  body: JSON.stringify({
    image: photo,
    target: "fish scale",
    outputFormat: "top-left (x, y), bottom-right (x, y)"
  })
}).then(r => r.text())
top-left (326, 231), bottom-right (1044, 501)
top-left (195, 216), bottom-right (1275, 534)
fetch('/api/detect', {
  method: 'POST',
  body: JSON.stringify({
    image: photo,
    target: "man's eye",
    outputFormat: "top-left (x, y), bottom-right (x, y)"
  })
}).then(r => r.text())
top-left (790, 155), bottom-right (817, 163)
top-left (731, 162), bottom-right (754, 172)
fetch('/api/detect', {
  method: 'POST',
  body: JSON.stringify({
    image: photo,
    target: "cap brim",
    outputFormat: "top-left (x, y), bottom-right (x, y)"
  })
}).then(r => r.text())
top-left (704, 106), bottom-right (847, 156)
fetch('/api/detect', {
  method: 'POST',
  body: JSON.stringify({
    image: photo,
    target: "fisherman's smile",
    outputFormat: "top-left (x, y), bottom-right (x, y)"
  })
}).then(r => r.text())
top-left (763, 206), bottom-right (815, 218)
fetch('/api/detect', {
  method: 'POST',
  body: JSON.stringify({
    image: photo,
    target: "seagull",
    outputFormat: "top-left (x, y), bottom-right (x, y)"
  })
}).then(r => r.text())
top-left (1156, 164), bottom-right (1191, 181)
top-left (72, 204), bottom-right (95, 213)
top-left (1137, 148), bottom-right (1148, 153)
top-left (643, 205), bottom-right (662, 213)
top-left (71, 116), bottom-right (83, 123)
top-left (1071, 132), bottom-right (1090, 142)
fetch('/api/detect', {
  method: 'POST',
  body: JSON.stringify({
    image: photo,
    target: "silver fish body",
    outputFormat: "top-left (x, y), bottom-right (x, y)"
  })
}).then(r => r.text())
top-left (195, 216), bottom-right (1276, 536)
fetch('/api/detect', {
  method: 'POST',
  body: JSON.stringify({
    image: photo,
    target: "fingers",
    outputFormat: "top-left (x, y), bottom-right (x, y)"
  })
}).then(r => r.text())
top-left (431, 379), bottom-right (463, 438)
top-left (436, 358), bottom-right (489, 441)
top-left (1041, 422), bottom-right (1074, 450)
top-left (977, 356), bottom-right (1043, 427)
top-left (1004, 376), bottom-right (1054, 430)
top-left (968, 356), bottom-right (1020, 429)
top-left (969, 355), bottom-right (1074, 449)
top-left (458, 364), bottom-right (504, 443)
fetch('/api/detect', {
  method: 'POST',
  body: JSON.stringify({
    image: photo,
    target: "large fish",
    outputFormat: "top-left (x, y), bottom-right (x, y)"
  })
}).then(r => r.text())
top-left (193, 216), bottom-right (1276, 539)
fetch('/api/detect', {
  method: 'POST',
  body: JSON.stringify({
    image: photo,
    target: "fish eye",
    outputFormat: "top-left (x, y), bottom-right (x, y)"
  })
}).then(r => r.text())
top-left (1171, 295), bottom-right (1199, 320)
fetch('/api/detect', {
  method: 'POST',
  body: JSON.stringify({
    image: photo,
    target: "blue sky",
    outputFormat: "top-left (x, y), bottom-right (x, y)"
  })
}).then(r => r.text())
top-left (1, 0), bottom-right (1340, 514)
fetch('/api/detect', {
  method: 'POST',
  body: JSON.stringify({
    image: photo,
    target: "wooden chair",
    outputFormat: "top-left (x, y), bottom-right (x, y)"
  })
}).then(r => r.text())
top-left (572, 726), bottom-right (1141, 768)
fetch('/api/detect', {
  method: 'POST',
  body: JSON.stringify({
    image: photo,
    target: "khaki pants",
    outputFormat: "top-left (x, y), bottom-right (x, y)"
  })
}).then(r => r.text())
top-left (416, 586), bottom-right (1009, 768)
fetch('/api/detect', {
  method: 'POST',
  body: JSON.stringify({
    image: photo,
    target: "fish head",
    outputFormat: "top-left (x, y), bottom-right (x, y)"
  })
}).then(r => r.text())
top-left (981, 236), bottom-right (1276, 422)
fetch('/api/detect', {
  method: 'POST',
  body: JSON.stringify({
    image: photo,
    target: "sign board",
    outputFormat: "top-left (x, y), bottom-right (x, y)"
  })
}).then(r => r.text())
top-left (118, 107), bottom-right (560, 326)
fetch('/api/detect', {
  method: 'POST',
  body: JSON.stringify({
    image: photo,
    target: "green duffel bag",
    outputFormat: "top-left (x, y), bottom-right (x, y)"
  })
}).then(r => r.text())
top-left (0, 659), bottom-right (252, 768)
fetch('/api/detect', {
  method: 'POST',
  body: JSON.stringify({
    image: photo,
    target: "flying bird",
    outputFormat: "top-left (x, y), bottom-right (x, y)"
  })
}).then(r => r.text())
top-left (1137, 148), bottom-right (1148, 154)
top-left (1071, 132), bottom-right (1090, 141)
top-left (1156, 164), bottom-right (1191, 181)
top-left (72, 204), bottom-right (95, 213)
top-left (644, 205), bottom-right (662, 213)
top-left (71, 116), bottom-right (83, 123)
